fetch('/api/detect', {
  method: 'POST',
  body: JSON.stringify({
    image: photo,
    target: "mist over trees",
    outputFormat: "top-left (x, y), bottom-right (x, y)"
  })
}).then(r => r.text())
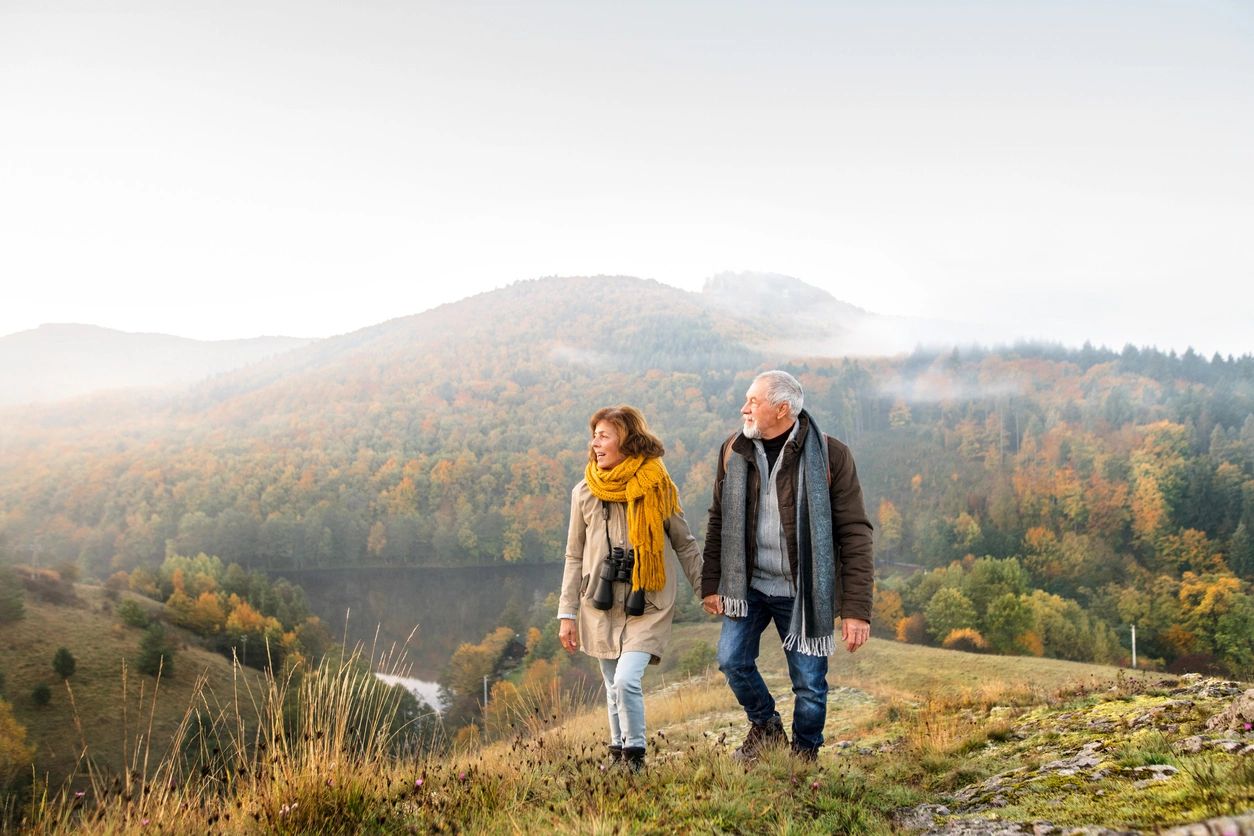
top-left (0, 277), bottom-right (1252, 675)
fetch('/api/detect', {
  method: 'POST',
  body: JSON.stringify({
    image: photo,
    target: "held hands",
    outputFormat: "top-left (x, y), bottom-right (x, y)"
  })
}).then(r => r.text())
top-left (559, 618), bottom-right (578, 654)
top-left (841, 617), bottom-right (870, 653)
top-left (701, 593), bottom-right (724, 616)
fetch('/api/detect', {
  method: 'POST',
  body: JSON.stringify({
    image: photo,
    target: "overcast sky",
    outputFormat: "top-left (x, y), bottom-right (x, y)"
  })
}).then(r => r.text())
top-left (2, 1), bottom-right (1251, 355)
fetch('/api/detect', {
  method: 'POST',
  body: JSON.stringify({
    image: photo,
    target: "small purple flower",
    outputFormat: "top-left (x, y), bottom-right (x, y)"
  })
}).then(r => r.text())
top-left (458, 771), bottom-right (467, 782)
top-left (1244, 722), bottom-right (1252, 732)
top-left (810, 780), bottom-right (820, 790)
top-left (74, 791), bottom-right (85, 798)
top-left (326, 778), bottom-right (334, 787)
top-left (415, 777), bottom-right (424, 788)
top-left (141, 819), bottom-right (150, 826)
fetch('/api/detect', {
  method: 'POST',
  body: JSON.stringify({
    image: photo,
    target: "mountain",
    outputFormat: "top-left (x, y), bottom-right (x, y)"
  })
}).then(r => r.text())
top-left (702, 270), bottom-right (1023, 357)
top-left (0, 274), bottom-right (1252, 678)
top-left (0, 323), bottom-right (314, 406)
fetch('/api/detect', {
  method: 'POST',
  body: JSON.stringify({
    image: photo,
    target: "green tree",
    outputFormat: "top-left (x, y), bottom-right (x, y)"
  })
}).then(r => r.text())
top-left (984, 593), bottom-right (1034, 654)
top-left (52, 647), bottom-right (76, 679)
top-left (116, 599), bottom-right (150, 628)
top-left (31, 683), bottom-right (51, 707)
top-left (137, 624), bottom-right (175, 677)
top-left (924, 587), bottom-right (978, 644)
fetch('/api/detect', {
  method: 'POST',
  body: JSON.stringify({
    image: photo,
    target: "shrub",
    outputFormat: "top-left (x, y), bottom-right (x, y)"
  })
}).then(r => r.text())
top-left (31, 684), bottom-right (51, 707)
top-left (679, 641), bottom-right (717, 677)
top-left (116, 599), bottom-right (151, 628)
top-left (896, 613), bottom-right (928, 644)
top-left (942, 628), bottom-right (989, 653)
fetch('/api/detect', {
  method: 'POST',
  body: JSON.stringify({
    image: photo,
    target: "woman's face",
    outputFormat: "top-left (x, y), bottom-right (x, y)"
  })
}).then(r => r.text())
top-left (591, 420), bottom-right (626, 470)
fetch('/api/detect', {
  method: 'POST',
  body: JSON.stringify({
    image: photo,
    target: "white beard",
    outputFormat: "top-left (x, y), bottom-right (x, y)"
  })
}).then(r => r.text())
top-left (742, 421), bottom-right (761, 439)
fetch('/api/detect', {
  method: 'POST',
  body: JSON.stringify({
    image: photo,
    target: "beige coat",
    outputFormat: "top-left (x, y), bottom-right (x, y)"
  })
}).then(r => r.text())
top-left (558, 480), bottom-right (703, 664)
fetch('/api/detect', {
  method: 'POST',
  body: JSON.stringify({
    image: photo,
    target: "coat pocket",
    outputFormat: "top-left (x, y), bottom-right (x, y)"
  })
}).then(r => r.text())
top-left (579, 574), bottom-right (590, 597)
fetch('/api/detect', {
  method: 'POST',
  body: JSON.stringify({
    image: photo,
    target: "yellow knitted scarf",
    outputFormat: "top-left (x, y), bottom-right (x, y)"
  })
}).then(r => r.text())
top-left (583, 455), bottom-right (680, 591)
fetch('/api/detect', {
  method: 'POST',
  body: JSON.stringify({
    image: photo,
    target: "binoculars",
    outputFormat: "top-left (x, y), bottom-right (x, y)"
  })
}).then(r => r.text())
top-left (591, 546), bottom-right (645, 616)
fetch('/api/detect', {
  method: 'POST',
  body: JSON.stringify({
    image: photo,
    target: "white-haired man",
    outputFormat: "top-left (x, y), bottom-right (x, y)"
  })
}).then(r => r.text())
top-left (702, 369), bottom-right (874, 761)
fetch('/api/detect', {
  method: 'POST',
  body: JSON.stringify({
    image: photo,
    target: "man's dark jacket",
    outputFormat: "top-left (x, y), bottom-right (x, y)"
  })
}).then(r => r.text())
top-left (701, 411), bottom-right (875, 623)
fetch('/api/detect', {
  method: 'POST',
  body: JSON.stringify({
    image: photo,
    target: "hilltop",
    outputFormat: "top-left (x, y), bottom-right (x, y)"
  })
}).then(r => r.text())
top-left (0, 323), bottom-right (311, 406)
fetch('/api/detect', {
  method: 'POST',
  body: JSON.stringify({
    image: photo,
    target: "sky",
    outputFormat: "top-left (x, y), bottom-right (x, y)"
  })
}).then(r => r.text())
top-left (2, 1), bottom-right (1252, 355)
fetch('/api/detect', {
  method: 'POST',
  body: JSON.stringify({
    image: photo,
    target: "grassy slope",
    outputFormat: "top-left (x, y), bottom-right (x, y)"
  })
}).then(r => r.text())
top-left (0, 585), bottom-right (265, 787)
top-left (14, 618), bottom-right (1253, 833)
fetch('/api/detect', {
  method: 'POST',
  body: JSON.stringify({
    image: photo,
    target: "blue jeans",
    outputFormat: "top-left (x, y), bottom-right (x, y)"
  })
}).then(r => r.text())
top-left (717, 587), bottom-right (829, 750)
top-left (599, 651), bottom-right (651, 749)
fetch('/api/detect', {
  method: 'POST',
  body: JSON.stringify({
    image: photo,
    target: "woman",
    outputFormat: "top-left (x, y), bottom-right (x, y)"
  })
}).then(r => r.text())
top-left (557, 405), bottom-right (703, 771)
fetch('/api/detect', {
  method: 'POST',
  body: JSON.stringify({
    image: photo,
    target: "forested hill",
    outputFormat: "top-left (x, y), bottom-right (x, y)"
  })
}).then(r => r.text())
top-left (2, 275), bottom-right (1253, 673)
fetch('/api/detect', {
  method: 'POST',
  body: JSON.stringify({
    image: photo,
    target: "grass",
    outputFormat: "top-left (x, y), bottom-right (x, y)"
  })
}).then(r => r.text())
top-left (6, 618), bottom-right (1253, 833)
top-left (0, 585), bottom-right (267, 786)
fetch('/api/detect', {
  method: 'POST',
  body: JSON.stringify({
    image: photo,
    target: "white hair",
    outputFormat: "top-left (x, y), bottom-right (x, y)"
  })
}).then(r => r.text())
top-left (754, 369), bottom-right (804, 416)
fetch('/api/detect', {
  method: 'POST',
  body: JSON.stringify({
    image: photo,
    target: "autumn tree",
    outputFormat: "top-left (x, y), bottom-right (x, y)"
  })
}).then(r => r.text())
top-left (0, 699), bottom-right (34, 787)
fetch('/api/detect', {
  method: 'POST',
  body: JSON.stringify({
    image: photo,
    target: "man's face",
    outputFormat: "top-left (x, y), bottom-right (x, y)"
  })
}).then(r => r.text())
top-left (741, 378), bottom-right (791, 440)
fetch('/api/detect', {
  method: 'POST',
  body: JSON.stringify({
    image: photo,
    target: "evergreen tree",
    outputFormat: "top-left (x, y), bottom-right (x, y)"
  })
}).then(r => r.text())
top-left (31, 683), bottom-right (51, 707)
top-left (137, 624), bottom-right (175, 677)
top-left (1228, 522), bottom-right (1254, 580)
top-left (52, 647), bottom-right (76, 679)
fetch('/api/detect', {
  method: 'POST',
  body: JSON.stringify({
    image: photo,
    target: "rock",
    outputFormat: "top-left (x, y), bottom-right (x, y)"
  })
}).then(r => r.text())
top-left (1177, 736), bottom-right (1205, 753)
top-left (1128, 700), bottom-right (1196, 729)
top-left (1160, 810), bottom-right (1254, 835)
top-left (1039, 741), bottom-right (1104, 776)
top-left (1203, 688), bottom-right (1254, 733)
top-left (893, 802), bottom-right (950, 831)
top-left (1128, 764), bottom-right (1178, 788)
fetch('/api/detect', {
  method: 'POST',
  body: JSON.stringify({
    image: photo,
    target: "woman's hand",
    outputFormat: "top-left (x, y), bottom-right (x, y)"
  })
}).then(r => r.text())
top-left (559, 618), bottom-right (578, 654)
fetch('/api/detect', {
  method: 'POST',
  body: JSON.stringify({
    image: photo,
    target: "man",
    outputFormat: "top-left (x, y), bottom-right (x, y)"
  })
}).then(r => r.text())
top-left (702, 369), bottom-right (874, 762)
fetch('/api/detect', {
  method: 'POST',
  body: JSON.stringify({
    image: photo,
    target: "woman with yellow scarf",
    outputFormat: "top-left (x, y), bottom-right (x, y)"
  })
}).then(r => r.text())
top-left (557, 405), bottom-right (703, 771)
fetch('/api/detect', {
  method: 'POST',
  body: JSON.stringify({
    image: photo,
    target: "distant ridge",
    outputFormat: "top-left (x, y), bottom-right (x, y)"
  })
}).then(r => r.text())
top-left (0, 323), bottom-right (314, 405)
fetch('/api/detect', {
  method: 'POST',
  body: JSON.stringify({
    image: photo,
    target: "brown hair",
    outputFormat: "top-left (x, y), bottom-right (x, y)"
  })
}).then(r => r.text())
top-left (587, 405), bottom-right (665, 465)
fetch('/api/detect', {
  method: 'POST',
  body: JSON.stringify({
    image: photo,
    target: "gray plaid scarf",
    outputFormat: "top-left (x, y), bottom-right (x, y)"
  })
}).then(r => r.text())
top-left (718, 411), bottom-right (835, 656)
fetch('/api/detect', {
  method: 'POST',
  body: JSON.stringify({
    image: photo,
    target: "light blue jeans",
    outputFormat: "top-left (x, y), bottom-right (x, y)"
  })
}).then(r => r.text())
top-left (599, 651), bottom-right (651, 749)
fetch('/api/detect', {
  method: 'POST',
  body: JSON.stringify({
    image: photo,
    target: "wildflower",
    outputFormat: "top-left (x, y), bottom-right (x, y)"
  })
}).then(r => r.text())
top-left (415, 778), bottom-right (424, 788)
top-left (459, 771), bottom-right (467, 782)
top-left (811, 780), bottom-right (820, 790)
top-left (326, 778), bottom-right (334, 787)
top-left (141, 819), bottom-right (149, 826)
top-left (74, 791), bottom-right (85, 798)
top-left (1244, 722), bottom-right (1252, 732)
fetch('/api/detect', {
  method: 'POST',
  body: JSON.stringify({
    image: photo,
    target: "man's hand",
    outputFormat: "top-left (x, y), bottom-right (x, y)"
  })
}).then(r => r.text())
top-left (702, 594), bottom-right (724, 616)
top-left (841, 617), bottom-right (870, 653)
top-left (559, 618), bottom-right (578, 654)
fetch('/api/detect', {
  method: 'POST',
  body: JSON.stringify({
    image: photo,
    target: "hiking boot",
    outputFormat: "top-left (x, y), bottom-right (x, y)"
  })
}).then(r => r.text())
top-left (732, 714), bottom-right (789, 762)
top-left (622, 746), bottom-right (646, 773)
top-left (608, 744), bottom-right (624, 765)
top-left (790, 741), bottom-right (819, 762)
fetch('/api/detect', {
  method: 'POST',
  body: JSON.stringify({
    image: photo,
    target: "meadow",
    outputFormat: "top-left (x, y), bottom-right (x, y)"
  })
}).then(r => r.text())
top-left (8, 618), bottom-right (1252, 834)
